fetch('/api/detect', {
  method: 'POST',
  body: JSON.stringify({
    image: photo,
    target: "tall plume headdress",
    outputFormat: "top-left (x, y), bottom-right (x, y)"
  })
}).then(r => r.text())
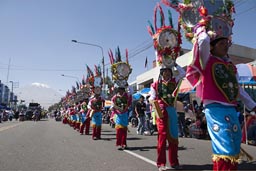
top-left (87, 64), bottom-right (103, 95)
top-left (161, 0), bottom-right (235, 42)
top-left (108, 46), bottom-right (132, 88)
top-left (147, 3), bottom-right (182, 69)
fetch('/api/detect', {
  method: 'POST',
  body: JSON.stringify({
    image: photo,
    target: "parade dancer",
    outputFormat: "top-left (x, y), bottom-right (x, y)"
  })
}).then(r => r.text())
top-left (162, 0), bottom-right (256, 170)
top-left (75, 102), bottom-right (81, 131)
top-left (109, 47), bottom-right (132, 150)
top-left (68, 87), bottom-right (78, 129)
top-left (80, 100), bottom-right (90, 135)
top-left (62, 108), bottom-right (68, 124)
top-left (87, 65), bottom-right (105, 140)
top-left (79, 108), bottom-right (87, 135)
top-left (80, 73), bottom-right (92, 135)
top-left (147, 3), bottom-right (185, 170)
top-left (69, 106), bottom-right (76, 128)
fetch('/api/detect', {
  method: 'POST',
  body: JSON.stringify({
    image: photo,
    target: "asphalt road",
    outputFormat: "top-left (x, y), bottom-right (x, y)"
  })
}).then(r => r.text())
top-left (0, 119), bottom-right (255, 171)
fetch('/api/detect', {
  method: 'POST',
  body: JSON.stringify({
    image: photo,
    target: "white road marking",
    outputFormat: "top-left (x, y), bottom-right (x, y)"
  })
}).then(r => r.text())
top-left (124, 149), bottom-right (157, 166)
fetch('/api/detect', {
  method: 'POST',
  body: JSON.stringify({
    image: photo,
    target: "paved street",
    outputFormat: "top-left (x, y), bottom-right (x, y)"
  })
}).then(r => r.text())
top-left (0, 119), bottom-right (255, 171)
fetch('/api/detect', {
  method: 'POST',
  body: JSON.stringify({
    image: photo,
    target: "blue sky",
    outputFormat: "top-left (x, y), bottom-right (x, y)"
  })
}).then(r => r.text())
top-left (0, 0), bottom-right (255, 96)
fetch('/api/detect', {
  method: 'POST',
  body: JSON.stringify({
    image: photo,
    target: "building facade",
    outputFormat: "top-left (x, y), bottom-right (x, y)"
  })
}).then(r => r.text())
top-left (0, 80), bottom-right (18, 108)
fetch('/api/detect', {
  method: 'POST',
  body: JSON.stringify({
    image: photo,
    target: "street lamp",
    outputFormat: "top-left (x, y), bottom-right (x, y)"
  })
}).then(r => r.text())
top-left (61, 74), bottom-right (80, 83)
top-left (9, 81), bottom-right (14, 95)
top-left (9, 81), bottom-right (14, 107)
top-left (71, 39), bottom-right (105, 89)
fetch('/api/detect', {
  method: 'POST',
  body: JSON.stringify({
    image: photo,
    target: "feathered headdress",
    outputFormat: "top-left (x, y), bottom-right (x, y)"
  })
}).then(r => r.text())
top-left (109, 46), bottom-right (132, 88)
top-left (86, 64), bottom-right (103, 95)
top-left (148, 3), bottom-right (182, 69)
top-left (80, 75), bottom-right (90, 98)
top-left (86, 65), bottom-right (94, 87)
top-left (161, 0), bottom-right (235, 42)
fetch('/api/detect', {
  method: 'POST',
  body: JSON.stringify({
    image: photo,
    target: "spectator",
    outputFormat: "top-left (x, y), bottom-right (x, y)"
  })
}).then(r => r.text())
top-left (135, 96), bottom-right (146, 135)
top-left (176, 100), bottom-right (187, 137)
top-left (242, 113), bottom-right (256, 146)
top-left (189, 106), bottom-right (208, 139)
top-left (247, 121), bottom-right (256, 146)
top-left (144, 96), bottom-right (152, 135)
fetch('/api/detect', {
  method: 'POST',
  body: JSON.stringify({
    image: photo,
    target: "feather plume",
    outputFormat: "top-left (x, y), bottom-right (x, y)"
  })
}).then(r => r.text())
top-left (147, 21), bottom-right (155, 36)
top-left (66, 90), bottom-right (70, 96)
top-left (76, 81), bottom-right (80, 90)
top-left (158, 4), bottom-right (165, 27)
top-left (116, 46), bottom-right (121, 62)
top-left (108, 49), bottom-right (114, 64)
top-left (86, 65), bottom-right (94, 78)
top-left (97, 65), bottom-right (101, 75)
top-left (86, 74), bottom-right (90, 83)
top-left (161, 0), bottom-right (180, 12)
top-left (154, 4), bottom-right (158, 31)
top-left (72, 86), bottom-right (76, 94)
top-left (82, 75), bottom-right (86, 85)
top-left (125, 48), bottom-right (129, 63)
top-left (168, 10), bottom-right (173, 28)
top-left (94, 65), bottom-right (98, 76)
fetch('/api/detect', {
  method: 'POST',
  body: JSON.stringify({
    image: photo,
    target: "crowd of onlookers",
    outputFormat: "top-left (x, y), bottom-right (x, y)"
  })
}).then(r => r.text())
top-left (240, 108), bottom-right (256, 146)
top-left (129, 96), bottom-right (208, 139)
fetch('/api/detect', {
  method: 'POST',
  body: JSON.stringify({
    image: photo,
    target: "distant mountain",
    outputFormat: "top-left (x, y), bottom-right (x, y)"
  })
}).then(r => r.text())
top-left (15, 83), bottom-right (63, 109)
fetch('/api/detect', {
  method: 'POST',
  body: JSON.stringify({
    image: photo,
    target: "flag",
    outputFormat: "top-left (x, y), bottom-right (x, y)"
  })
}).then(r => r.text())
top-left (144, 56), bottom-right (148, 68)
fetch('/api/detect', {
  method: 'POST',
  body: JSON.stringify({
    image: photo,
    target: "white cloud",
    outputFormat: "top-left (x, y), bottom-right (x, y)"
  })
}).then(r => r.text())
top-left (31, 82), bottom-right (50, 88)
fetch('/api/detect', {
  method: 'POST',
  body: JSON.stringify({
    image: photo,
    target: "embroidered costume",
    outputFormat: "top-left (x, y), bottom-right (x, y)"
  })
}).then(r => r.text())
top-left (79, 74), bottom-right (92, 135)
top-left (147, 3), bottom-right (185, 170)
top-left (79, 100), bottom-right (89, 135)
top-left (87, 65), bottom-right (105, 140)
top-left (162, 0), bottom-right (256, 170)
top-left (109, 46), bottom-right (132, 150)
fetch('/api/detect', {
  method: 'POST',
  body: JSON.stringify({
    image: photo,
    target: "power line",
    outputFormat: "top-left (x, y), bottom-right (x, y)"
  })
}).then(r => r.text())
top-left (0, 67), bottom-right (83, 72)
top-left (128, 38), bottom-right (152, 53)
top-left (129, 43), bottom-right (153, 60)
top-left (233, 0), bottom-right (256, 17)
top-left (235, 6), bottom-right (256, 17)
top-left (234, 0), bottom-right (247, 8)
top-left (104, 38), bottom-right (153, 66)
top-left (0, 38), bottom-right (154, 73)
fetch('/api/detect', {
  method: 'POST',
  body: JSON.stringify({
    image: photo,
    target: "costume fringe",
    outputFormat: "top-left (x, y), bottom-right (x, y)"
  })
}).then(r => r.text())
top-left (91, 124), bottom-right (101, 128)
top-left (212, 148), bottom-right (254, 164)
top-left (212, 154), bottom-right (240, 164)
top-left (115, 124), bottom-right (127, 130)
